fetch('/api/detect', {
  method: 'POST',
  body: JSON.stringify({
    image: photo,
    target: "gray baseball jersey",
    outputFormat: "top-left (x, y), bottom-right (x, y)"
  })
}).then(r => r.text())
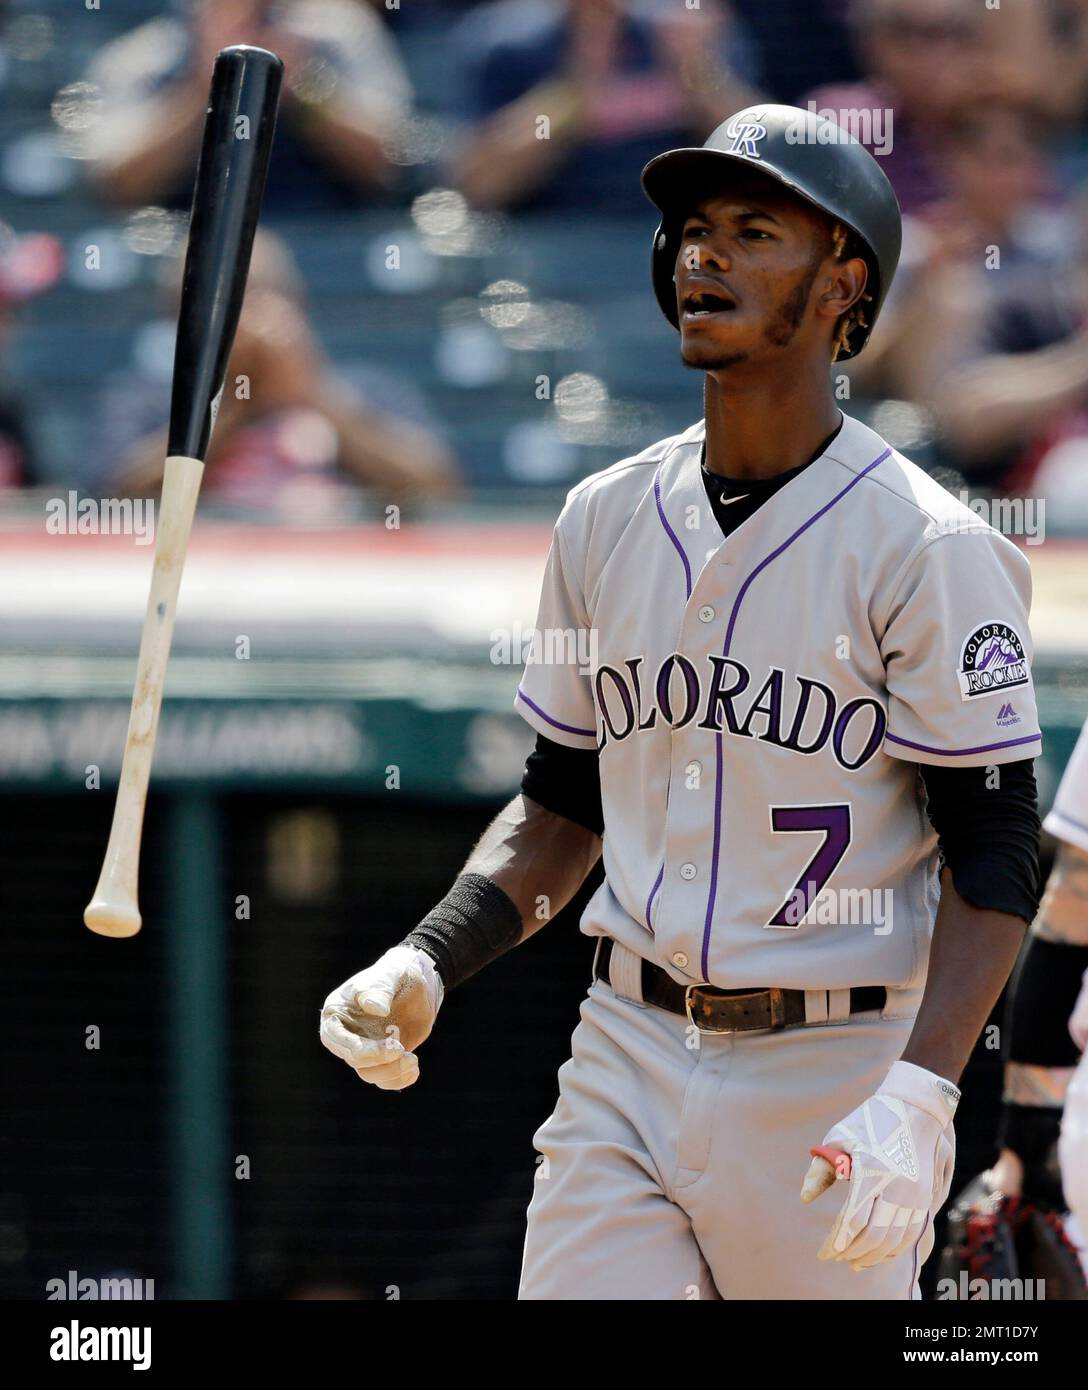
top-left (515, 410), bottom-right (1041, 991)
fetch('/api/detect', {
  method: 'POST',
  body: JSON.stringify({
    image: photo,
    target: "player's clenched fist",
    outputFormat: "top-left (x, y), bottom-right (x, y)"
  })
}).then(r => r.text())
top-left (799, 1060), bottom-right (960, 1270)
top-left (319, 945), bottom-right (444, 1091)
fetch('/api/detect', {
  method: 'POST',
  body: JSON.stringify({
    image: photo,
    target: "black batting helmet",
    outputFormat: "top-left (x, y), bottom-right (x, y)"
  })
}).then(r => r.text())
top-left (641, 103), bottom-right (903, 359)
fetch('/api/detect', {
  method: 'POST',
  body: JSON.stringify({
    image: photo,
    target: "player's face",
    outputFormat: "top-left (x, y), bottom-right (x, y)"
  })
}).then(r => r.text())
top-left (674, 175), bottom-right (839, 373)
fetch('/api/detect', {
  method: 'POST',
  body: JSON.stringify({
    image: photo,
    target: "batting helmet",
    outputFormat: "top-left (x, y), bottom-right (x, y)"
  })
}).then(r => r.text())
top-left (641, 104), bottom-right (903, 360)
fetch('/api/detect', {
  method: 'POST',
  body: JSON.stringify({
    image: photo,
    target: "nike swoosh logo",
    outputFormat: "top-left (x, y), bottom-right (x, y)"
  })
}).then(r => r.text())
top-left (720, 494), bottom-right (749, 505)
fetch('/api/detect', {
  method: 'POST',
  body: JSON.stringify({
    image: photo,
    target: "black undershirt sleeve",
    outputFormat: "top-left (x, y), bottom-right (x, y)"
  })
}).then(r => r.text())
top-left (918, 759), bottom-right (1041, 925)
top-left (520, 733), bottom-right (604, 836)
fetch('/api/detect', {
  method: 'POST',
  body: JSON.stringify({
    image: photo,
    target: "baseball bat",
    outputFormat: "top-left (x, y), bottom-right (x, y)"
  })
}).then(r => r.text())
top-left (84, 46), bottom-right (282, 938)
top-left (800, 1144), bottom-right (853, 1204)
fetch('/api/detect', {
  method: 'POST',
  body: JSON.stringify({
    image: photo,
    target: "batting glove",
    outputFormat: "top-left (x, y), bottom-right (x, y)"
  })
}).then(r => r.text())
top-left (800, 1059), bottom-right (960, 1270)
top-left (319, 945), bottom-right (444, 1091)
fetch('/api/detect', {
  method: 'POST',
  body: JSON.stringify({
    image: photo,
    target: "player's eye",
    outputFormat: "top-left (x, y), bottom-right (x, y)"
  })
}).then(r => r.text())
top-left (740, 228), bottom-right (772, 240)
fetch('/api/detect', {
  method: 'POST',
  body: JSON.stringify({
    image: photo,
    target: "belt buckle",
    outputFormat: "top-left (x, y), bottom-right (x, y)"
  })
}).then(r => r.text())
top-left (684, 985), bottom-right (787, 1033)
top-left (684, 984), bottom-right (720, 1034)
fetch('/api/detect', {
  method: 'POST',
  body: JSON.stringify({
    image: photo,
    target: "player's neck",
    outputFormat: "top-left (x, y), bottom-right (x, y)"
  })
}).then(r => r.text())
top-left (702, 373), bottom-right (842, 482)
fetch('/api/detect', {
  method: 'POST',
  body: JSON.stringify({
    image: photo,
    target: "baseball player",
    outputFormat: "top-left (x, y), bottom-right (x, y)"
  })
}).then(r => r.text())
top-left (936, 715), bottom-right (1088, 1292)
top-left (1045, 718), bottom-right (1088, 1238)
top-left (321, 104), bottom-right (1043, 1300)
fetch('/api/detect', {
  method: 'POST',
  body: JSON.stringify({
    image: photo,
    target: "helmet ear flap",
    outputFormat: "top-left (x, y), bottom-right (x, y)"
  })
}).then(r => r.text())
top-left (651, 218), bottom-right (683, 329)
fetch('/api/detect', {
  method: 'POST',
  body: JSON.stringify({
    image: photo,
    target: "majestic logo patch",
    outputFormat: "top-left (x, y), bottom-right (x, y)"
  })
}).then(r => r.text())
top-left (726, 114), bottom-right (767, 159)
top-left (958, 622), bottom-right (1029, 701)
top-left (996, 702), bottom-right (1021, 728)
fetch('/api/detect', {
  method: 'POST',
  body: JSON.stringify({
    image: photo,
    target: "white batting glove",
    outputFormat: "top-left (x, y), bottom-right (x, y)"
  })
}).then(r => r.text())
top-left (319, 945), bottom-right (444, 1092)
top-left (800, 1060), bottom-right (960, 1270)
top-left (1069, 967), bottom-right (1088, 1052)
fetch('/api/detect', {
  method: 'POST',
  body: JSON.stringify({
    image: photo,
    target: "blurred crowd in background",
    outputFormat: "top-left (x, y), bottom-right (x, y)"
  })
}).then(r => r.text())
top-left (2, 0), bottom-right (1088, 524)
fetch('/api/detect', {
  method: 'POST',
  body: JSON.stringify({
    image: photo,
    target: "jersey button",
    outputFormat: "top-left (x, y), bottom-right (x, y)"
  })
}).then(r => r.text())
top-left (680, 862), bottom-right (697, 880)
top-left (672, 951), bottom-right (689, 970)
top-left (698, 606), bottom-right (715, 623)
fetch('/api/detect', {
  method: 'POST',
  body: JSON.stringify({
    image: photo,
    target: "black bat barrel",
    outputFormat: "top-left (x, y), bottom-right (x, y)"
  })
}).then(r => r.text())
top-left (167, 46), bottom-right (283, 462)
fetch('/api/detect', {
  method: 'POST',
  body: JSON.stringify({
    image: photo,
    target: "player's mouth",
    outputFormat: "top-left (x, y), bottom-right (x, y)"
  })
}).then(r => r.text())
top-left (680, 286), bottom-right (738, 323)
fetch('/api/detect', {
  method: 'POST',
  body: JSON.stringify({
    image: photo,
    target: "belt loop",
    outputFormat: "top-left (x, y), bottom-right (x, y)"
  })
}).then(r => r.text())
top-left (804, 989), bottom-right (830, 1025)
top-left (827, 988), bottom-right (851, 1024)
top-left (881, 984), bottom-right (923, 1021)
top-left (590, 937), bottom-right (603, 989)
top-left (608, 940), bottom-right (646, 1005)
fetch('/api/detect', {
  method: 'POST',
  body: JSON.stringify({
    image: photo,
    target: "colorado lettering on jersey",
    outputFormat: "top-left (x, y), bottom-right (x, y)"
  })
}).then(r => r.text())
top-left (594, 654), bottom-right (886, 771)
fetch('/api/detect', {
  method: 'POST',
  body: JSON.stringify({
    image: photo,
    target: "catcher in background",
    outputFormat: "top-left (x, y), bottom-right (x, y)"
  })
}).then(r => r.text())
top-left (940, 715), bottom-right (1088, 1298)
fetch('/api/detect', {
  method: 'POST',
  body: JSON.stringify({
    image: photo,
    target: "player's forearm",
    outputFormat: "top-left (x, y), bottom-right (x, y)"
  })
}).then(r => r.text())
top-left (290, 99), bottom-right (397, 187)
top-left (322, 392), bottom-right (463, 502)
top-left (900, 867), bottom-right (1027, 1083)
top-left (936, 332), bottom-right (1088, 459)
top-left (1034, 842), bottom-right (1088, 948)
top-left (402, 794), bottom-right (601, 989)
top-left (1000, 844), bottom-right (1088, 1105)
top-left (452, 81), bottom-right (583, 209)
top-left (90, 81), bottom-right (208, 205)
top-left (463, 793), bottom-right (602, 942)
top-left (677, 69), bottom-right (764, 138)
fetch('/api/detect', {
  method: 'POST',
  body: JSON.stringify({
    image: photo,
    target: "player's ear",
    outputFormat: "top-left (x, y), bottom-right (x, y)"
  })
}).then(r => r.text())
top-left (817, 256), bottom-right (868, 323)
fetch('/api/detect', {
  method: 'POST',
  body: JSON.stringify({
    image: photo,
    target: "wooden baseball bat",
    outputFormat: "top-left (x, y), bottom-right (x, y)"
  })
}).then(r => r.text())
top-left (84, 46), bottom-right (282, 938)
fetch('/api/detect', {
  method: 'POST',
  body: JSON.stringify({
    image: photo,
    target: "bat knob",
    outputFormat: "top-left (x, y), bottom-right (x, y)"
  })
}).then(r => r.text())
top-left (84, 896), bottom-right (143, 939)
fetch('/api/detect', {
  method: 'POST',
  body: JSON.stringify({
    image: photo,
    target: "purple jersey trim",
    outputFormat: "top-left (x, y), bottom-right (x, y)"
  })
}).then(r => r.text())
top-left (515, 685), bottom-right (596, 738)
top-left (700, 447), bottom-right (893, 981)
top-left (654, 470), bottom-right (693, 598)
top-left (645, 864), bottom-right (664, 929)
top-left (723, 448), bottom-right (892, 652)
top-left (909, 1211), bottom-right (929, 1294)
top-left (885, 730), bottom-right (1042, 756)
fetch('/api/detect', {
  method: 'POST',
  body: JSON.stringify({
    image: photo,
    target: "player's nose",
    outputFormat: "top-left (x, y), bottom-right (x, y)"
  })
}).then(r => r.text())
top-left (702, 241), bottom-right (732, 272)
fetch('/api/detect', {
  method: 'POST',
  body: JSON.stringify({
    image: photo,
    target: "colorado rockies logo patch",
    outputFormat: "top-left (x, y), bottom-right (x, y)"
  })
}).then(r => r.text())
top-left (957, 621), bottom-right (1029, 701)
top-left (726, 114), bottom-right (767, 159)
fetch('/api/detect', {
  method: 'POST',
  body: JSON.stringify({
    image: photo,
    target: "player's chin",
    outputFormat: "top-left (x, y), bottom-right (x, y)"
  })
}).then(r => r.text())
top-left (678, 314), bottom-right (749, 369)
top-left (679, 337), bottom-right (750, 372)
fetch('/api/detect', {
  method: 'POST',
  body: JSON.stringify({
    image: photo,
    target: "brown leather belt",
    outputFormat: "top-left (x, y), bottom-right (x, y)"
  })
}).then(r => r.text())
top-left (594, 938), bottom-right (886, 1033)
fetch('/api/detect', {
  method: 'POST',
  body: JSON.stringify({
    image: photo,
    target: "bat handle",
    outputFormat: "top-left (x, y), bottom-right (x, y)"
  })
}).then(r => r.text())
top-left (84, 456), bottom-right (205, 938)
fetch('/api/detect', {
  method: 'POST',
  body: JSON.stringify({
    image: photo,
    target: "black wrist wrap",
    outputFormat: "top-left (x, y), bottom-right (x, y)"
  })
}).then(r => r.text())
top-left (403, 872), bottom-right (523, 990)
